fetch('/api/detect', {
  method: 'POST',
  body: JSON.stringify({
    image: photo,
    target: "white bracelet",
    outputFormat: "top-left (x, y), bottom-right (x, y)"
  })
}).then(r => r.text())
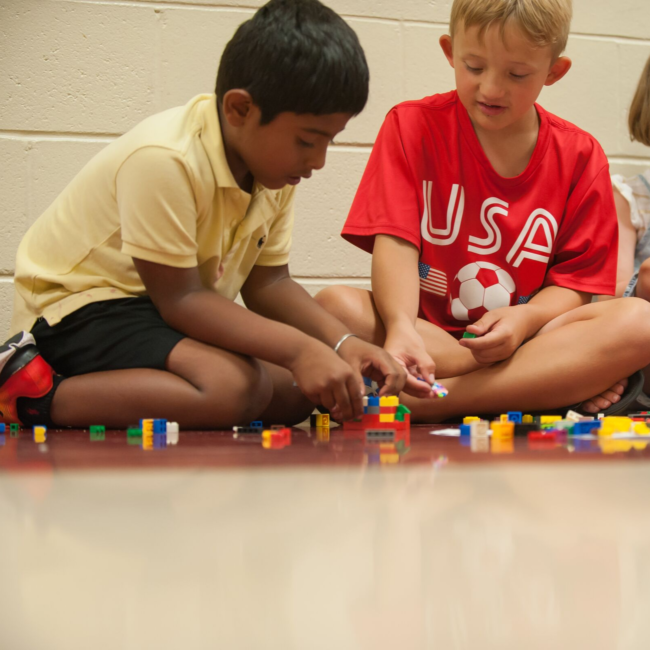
top-left (334, 333), bottom-right (358, 354)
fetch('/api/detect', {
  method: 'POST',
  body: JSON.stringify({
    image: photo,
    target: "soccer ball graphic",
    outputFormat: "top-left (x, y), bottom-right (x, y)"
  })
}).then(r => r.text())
top-left (450, 262), bottom-right (516, 322)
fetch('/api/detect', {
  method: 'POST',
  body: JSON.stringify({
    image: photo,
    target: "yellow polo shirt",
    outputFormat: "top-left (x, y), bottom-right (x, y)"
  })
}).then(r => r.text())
top-left (10, 94), bottom-right (295, 335)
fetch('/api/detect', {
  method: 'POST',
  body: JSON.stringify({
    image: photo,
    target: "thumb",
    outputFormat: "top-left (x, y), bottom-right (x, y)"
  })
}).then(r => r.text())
top-left (467, 311), bottom-right (499, 336)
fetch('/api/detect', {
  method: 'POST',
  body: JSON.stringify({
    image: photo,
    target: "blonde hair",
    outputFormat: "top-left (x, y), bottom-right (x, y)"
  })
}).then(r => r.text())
top-left (450, 0), bottom-right (572, 58)
top-left (629, 56), bottom-right (650, 147)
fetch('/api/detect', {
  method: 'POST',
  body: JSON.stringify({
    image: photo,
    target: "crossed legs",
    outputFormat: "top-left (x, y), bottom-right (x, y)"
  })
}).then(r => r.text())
top-left (316, 286), bottom-right (650, 423)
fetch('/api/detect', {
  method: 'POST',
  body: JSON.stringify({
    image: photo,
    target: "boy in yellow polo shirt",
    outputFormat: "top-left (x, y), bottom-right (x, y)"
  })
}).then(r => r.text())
top-left (1, 0), bottom-right (435, 429)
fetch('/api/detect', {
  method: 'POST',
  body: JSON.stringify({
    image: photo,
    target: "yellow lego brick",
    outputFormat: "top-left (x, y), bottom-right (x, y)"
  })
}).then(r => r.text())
top-left (320, 414), bottom-right (330, 427)
top-left (463, 416), bottom-right (481, 424)
top-left (522, 414), bottom-right (534, 423)
top-left (379, 414), bottom-right (395, 423)
top-left (634, 422), bottom-right (650, 436)
top-left (540, 416), bottom-right (562, 425)
top-left (141, 418), bottom-right (154, 434)
top-left (380, 453), bottom-right (400, 464)
top-left (601, 417), bottom-right (632, 435)
top-left (33, 425), bottom-right (47, 443)
top-left (262, 430), bottom-right (273, 441)
top-left (490, 422), bottom-right (514, 439)
top-left (379, 396), bottom-right (389, 407)
top-left (500, 414), bottom-right (509, 423)
top-left (386, 396), bottom-right (400, 407)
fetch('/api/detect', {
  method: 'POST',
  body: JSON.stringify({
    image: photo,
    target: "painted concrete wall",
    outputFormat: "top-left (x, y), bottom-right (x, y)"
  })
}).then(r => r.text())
top-left (1, 0), bottom-right (650, 338)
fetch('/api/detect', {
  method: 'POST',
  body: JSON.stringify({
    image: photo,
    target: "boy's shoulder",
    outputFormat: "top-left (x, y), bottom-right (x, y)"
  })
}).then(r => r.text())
top-left (389, 90), bottom-right (459, 120)
top-left (537, 104), bottom-right (604, 152)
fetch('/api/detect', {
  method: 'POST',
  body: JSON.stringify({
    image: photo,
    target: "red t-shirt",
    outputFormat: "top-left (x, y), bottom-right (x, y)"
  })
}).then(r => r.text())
top-left (342, 91), bottom-right (618, 338)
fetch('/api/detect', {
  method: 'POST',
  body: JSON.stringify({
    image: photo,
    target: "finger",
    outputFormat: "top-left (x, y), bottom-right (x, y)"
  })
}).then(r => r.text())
top-left (403, 374), bottom-right (436, 398)
top-left (466, 312), bottom-right (499, 336)
top-left (377, 363), bottom-right (407, 396)
top-left (320, 389), bottom-right (338, 416)
top-left (347, 374), bottom-right (364, 418)
top-left (332, 377), bottom-right (354, 422)
top-left (415, 354), bottom-right (437, 384)
top-left (459, 329), bottom-right (508, 351)
top-left (599, 390), bottom-right (622, 405)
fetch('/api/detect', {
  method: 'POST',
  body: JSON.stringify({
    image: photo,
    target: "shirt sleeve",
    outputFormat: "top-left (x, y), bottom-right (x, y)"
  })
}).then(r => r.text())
top-left (544, 158), bottom-right (618, 295)
top-left (117, 146), bottom-right (200, 268)
top-left (342, 109), bottom-right (422, 253)
top-left (255, 186), bottom-right (295, 266)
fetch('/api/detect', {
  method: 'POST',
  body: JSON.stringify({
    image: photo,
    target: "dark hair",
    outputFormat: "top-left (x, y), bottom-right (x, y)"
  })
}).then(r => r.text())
top-left (216, 0), bottom-right (369, 124)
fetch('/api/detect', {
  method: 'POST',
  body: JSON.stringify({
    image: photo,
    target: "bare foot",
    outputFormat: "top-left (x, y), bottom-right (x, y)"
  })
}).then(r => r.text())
top-left (579, 378), bottom-right (627, 414)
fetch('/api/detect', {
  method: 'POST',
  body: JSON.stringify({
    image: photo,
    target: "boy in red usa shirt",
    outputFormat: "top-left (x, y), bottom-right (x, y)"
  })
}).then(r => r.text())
top-left (317, 0), bottom-right (650, 422)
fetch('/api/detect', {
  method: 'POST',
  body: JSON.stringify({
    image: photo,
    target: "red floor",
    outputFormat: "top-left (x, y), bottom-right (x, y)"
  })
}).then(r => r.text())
top-left (0, 424), bottom-right (647, 471)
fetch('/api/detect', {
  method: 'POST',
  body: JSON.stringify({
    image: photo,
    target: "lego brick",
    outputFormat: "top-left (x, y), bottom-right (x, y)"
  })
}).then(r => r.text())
top-left (368, 396), bottom-right (380, 407)
top-left (634, 422), bottom-right (650, 435)
top-left (540, 415), bottom-right (563, 425)
top-left (310, 414), bottom-right (330, 427)
top-left (528, 431), bottom-right (557, 442)
top-left (385, 396), bottom-right (400, 407)
top-left (366, 429), bottom-right (396, 442)
top-left (507, 412), bottom-right (523, 424)
top-left (366, 406), bottom-right (380, 415)
top-left (572, 420), bottom-right (601, 436)
top-left (127, 427), bottom-right (143, 437)
top-left (513, 423), bottom-right (539, 437)
top-left (166, 421), bottom-right (179, 445)
top-left (380, 406), bottom-right (397, 414)
top-left (10, 423), bottom-right (19, 432)
top-left (462, 332), bottom-right (477, 339)
top-left (153, 419), bottom-right (167, 434)
top-left (33, 425), bottom-right (47, 443)
top-left (0, 423), bottom-right (5, 433)
top-left (463, 416), bottom-right (480, 424)
top-left (379, 414), bottom-right (395, 423)
top-left (460, 424), bottom-right (471, 437)
top-left (491, 422), bottom-right (515, 439)
top-left (471, 420), bottom-right (489, 438)
top-left (89, 425), bottom-right (105, 434)
top-left (499, 414), bottom-right (509, 423)
top-left (233, 426), bottom-right (263, 435)
top-left (522, 414), bottom-right (534, 423)
top-left (141, 419), bottom-right (154, 435)
top-left (250, 421), bottom-right (263, 428)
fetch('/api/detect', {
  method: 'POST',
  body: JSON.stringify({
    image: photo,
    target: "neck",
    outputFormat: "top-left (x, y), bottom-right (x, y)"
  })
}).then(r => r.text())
top-left (218, 106), bottom-right (254, 193)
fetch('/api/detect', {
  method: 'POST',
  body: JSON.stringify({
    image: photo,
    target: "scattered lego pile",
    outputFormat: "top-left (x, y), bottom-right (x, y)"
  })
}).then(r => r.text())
top-left (233, 421), bottom-right (293, 449)
top-left (458, 410), bottom-right (650, 449)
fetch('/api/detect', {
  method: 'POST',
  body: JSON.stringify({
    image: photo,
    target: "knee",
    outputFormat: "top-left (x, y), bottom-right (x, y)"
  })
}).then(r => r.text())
top-left (612, 297), bottom-right (650, 346)
top-left (315, 285), bottom-right (361, 323)
top-left (637, 260), bottom-right (650, 300)
top-left (205, 357), bottom-right (273, 427)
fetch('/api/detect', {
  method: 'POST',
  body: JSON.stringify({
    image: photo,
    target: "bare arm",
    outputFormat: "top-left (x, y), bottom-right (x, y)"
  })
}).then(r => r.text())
top-left (133, 258), bottom-right (368, 420)
top-left (370, 235), bottom-right (437, 388)
top-left (599, 187), bottom-right (637, 300)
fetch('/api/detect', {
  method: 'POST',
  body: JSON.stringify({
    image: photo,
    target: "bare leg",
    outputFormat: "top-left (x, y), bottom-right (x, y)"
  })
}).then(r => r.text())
top-left (50, 338), bottom-right (314, 429)
top-left (316, 286), bottom-right (650, 423)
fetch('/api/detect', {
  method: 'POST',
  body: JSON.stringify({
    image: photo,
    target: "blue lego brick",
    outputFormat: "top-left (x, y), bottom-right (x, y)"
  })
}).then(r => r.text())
top-left (460, 424), bottom-right (472, 437)
top-left (572, 420), bottom-right (601, 436)
top-left (507, 412), bottom-right (523, 424)
top-left (368, 396), bottom-right (380, 407)
top-left (249, 421), bottom-right (263, 429)
top-left (153, 419), bottom-right (167, 434)
top-left (0, 423), bottom-right (5, 433)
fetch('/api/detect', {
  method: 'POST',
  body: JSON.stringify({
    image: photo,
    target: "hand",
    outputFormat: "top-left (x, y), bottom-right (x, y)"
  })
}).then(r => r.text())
top-left (459, 306), bottom-right (530, 364)
top-left (336, 336), bottom-right (429, 399)
top-left (383, 326), bottom-right (441, 399)
top-left (289, 339), bottom-right (364, 421)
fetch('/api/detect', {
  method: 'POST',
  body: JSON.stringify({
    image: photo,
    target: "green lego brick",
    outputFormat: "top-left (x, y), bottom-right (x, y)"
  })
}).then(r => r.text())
top-left (396, 404), bottom-right (411, 416)
top-left (127, 427), bottom-right (142, 437)
top-left (89, 425), bottom-right (105, 434)
top-left (10, 423), bottom-right (19, 432)
top-left (462, 332), bottom-right (477, 339)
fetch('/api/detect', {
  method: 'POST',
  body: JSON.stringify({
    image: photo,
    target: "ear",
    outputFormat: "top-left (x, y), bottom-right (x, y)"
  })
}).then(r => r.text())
top-left (221, 89), bottom-right (254, 127)
top-left (439, 35), bottom-right (455, 68)
top-left (544, 56), bottom-right (572, 87)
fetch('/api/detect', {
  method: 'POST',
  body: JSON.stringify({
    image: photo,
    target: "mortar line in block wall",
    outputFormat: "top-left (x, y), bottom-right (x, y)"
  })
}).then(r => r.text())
top-left (0, 131), bottom-right (117, 143)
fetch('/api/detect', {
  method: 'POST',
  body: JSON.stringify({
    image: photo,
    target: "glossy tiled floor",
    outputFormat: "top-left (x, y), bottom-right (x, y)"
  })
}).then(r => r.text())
top-left (1, 425), bottom-right (650, 649)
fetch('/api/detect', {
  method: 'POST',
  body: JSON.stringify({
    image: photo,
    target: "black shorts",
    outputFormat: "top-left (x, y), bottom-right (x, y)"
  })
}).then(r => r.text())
top-left (31, 297), bottom-right (186, 377)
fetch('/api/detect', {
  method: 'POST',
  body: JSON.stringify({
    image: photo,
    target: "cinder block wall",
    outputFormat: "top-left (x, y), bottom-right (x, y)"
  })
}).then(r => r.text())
top-left (2, 0), bottom-right (650, 338)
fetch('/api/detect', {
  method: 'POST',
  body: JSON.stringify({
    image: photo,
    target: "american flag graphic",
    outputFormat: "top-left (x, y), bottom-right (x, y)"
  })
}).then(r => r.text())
top-left (418, 263), bottom-right (447, 297)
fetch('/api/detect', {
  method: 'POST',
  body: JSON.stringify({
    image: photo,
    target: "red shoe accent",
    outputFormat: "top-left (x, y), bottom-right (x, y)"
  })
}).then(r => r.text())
top-left (0, 354), bottom-right (54, 424)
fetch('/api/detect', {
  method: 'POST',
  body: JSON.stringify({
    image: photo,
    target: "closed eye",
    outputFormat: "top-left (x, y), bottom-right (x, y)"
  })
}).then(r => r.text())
top-left (465, 64), bottom-right (482, 74)
top-left (511, 73), bottom-right (529, 79)
top-left (298, 138), bottom-right (315, 148)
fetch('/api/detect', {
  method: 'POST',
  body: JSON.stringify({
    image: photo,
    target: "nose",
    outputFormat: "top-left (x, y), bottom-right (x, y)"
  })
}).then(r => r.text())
top-left (480, 71), bottom-right (506, 102)
top-left (309, 144), bottom-right (328, 172)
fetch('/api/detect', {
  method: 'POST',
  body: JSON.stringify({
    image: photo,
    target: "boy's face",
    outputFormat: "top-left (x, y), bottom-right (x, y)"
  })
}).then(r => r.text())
top-left (441, 21), bottom-right (570, 135)
top-left (229, 104), bottom-right (353, 191)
